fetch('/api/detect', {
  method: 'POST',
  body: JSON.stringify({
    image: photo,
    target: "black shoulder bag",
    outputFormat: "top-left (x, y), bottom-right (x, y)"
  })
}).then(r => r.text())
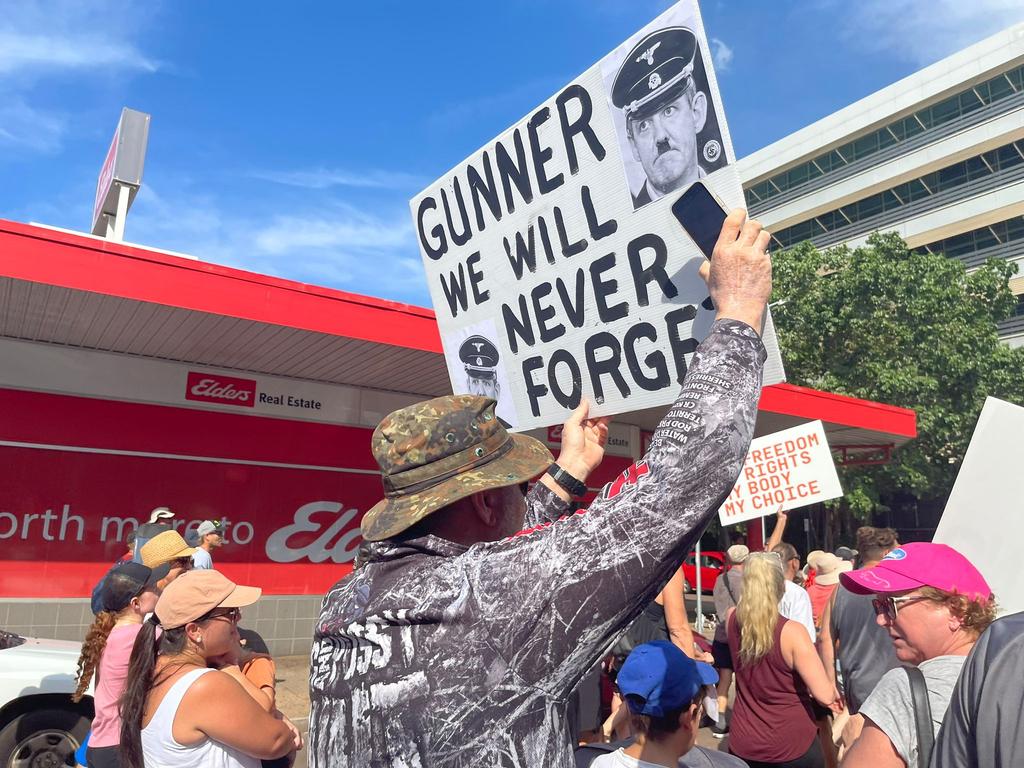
top-left (903, 666), bottom-right (934, 768)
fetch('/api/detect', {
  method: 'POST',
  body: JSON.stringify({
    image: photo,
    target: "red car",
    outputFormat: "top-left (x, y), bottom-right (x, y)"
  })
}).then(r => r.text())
top-left (681, 550), bottom-right (727, 593)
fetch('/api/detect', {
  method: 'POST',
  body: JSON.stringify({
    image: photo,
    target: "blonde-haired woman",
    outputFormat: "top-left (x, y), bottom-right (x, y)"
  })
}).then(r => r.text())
top-left (726, 552), bottom-right (841, 768)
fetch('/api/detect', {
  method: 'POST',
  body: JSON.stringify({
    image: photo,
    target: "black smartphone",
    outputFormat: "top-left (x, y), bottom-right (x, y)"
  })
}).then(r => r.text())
top-left (671, 180), bottom-right (728, 260)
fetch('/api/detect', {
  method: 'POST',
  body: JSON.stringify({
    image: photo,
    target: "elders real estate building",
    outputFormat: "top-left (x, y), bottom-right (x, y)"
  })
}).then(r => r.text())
top-left (737, 24), bottom-right (1024, 347)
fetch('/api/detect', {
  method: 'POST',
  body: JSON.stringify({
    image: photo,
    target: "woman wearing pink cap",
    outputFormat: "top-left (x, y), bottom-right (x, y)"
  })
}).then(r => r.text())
top-left (118, 569), bottom-right (302, 768)
top-left (839, 542), bottom-right (997, 768)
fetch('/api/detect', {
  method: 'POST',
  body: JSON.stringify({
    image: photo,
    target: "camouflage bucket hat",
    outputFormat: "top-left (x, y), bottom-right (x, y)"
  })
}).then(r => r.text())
top-left (360, 395), bottom-right (553, 541)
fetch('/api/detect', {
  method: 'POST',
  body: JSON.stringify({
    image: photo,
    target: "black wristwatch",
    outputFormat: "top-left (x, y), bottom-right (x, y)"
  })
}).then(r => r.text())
top-left (546, 463), bottom-right (587, 497)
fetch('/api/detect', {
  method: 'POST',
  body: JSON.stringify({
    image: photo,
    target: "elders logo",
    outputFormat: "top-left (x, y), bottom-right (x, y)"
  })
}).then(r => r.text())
top-left (186, 372), bottom-right (257, 408)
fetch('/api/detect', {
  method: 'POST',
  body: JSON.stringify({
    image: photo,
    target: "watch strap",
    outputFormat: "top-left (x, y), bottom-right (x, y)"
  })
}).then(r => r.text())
top-left (546, 463), bottom-right (586, 497)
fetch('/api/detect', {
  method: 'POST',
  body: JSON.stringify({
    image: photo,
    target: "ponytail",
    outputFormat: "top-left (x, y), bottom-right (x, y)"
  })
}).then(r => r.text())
top-left (73, 611), bottom-right (117, 702)
top-left (118, 616), bottom-right (190, 768)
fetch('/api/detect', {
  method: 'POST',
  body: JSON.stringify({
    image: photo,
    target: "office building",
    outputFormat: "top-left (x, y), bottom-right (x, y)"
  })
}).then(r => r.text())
top-left (737, 24), bottom-right (1024, 346)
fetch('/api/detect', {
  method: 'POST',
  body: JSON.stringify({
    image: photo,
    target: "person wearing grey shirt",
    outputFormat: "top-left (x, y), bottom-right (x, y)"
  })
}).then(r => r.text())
top-left (838, 542), bottom-right (996, 768)
top-left (709, 544), bottom-right (746, 738)
top-left (930, 611), bottom-right (1024, 768)
top-left (827, 586), bottom-right (898, 713)
top-left (858, 656), bottom-right (965, 767)
top-left (818, 525), bottom-right (900, 745)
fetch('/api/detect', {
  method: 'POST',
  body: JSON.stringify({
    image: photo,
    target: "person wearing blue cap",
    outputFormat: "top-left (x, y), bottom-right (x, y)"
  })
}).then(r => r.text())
top-left (592, 640), bottom-right (719, 768)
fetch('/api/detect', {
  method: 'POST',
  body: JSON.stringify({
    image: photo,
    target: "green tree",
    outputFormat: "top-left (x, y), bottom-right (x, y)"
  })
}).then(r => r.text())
top-left (770, 232), bottom-right (1024, 520)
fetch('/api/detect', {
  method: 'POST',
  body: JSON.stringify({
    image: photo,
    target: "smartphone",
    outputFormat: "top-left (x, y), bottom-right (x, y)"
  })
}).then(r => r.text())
top-left (671, 180), bottom-right (729, 260)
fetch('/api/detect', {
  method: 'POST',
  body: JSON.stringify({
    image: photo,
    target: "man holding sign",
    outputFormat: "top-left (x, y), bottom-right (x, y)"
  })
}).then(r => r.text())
top-left (308, 211), bottom-right (772, 767)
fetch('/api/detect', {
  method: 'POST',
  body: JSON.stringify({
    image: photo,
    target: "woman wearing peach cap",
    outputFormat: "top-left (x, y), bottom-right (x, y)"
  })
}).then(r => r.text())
top-left (118, 570), bottom-right (301, 768)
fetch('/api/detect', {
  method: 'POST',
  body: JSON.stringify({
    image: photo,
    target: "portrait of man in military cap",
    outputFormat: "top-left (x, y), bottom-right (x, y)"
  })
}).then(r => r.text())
top-left (444, 320), bottom-right (517, 427)
top-left (601, 8), bottom-right (729, 210)
top-left (459, 334), bottom-right (501, 401)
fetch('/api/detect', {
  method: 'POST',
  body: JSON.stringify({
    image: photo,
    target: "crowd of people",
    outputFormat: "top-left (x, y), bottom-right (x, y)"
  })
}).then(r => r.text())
top-left (69, 210), bottom-right (1019, 768)
top-left (75, 526), bottom-right (302, 768)
top-left (573, 530), bottom-right (1007, 768)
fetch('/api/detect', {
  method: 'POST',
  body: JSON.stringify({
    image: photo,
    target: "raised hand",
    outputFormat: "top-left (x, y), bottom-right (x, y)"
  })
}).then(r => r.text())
top-left (698, 208), bottom-right (772, 335)
top-left (556, 400), bottom-right (610, 483)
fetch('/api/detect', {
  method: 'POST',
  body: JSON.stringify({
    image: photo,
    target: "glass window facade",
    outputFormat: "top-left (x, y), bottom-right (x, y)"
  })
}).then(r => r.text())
top-left (771, 141), bottom-right (1024, 249)
top-left (915, 216), bottom-right (1024, 260)
top-left (744, 64), bottom-right (1024, 207)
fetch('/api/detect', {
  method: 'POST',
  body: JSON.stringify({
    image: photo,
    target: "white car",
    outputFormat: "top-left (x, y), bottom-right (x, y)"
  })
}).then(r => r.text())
top-left (0, 629), bottom-right (91, 768)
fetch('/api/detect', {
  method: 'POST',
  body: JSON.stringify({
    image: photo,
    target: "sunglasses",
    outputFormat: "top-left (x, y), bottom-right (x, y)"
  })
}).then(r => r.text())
top-left (202, 607), bottom-right (241, 624)
top-left (872, 594), bottom-right (928, 621)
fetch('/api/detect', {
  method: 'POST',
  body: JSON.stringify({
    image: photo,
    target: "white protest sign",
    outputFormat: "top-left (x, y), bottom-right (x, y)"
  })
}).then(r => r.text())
top-left (413, 0), bottom-right (785, 431)
top-left (934, 397), bottom-right (1024, 616)
top-left (719, 420), bottom-right (842, 526)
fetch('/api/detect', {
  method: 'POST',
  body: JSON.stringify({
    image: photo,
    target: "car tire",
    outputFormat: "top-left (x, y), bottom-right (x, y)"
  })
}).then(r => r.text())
top-left (682, 578), bottom-right (693, 594)
top-left (0, 708), bottom-right (89, 768)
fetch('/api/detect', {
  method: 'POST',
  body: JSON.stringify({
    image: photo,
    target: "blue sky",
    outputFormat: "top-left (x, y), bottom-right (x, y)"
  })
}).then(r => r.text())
top-left (2, 0), bottom-right (1023, 307)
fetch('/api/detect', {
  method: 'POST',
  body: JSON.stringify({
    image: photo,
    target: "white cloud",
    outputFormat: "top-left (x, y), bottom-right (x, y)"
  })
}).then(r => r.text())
top-left (834, 0), bottom-right (1024, 65)
top-left (0, 33), bottom-right (157, 75)
top-left (122, 179), bottom-right (430, 305)
top-left (247, 206), bottom-right (425, 299)
top-left (710, 38), bottom-right (734, 72)
top-left (0, 1), bottom-right (159, 154)
top-left (253, 206), bottom-right (412, 256)
top-left (252, 167), bottom-right (425, 191)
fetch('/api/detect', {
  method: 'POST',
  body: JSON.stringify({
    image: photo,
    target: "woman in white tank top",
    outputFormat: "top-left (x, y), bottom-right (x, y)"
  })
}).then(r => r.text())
top-left (118, 570), bottom-right (301, 768)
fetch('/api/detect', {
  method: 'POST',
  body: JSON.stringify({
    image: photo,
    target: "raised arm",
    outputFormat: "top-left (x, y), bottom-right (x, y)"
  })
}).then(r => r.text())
top-left (661, 567), bottom-right (697, 659)
top-left (522, 404), bottom-right (610, 528)
top-left (765, 509), bottom-right (788, 552)
top-left (469, 211), bottom-right (773, 694)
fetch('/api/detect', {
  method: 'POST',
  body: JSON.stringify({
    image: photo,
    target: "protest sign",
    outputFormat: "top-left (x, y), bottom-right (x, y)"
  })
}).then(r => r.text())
top-left (719, 420), bottom-right (842, 526)
top-left (414, 0), bottom-right (785, 431)
top-left (934, 397), bottom-right (1024, 616)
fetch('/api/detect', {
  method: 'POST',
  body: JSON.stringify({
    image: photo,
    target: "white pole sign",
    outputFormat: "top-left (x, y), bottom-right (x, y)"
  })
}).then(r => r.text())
top-left (718, 420), bottom-right (842, 526)
top-left (934, 397), bottom-right (1024, 616)
top-left (411, 0), bottom-right (785, 431)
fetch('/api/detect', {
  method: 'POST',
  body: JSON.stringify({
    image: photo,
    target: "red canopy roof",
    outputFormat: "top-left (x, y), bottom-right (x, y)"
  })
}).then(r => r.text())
top-left (0, 218), bottom-right (916, 449)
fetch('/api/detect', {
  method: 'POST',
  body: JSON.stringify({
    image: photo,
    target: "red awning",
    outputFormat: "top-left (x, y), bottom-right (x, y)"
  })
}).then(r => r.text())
top-left (0, 219), bottom-right (916, 450)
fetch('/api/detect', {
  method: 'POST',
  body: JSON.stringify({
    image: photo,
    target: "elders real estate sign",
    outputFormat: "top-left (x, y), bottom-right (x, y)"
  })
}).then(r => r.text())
top-left (719, 420), bottom-right (843, 526)
top-left (412, 0), bottom-right (784, 431)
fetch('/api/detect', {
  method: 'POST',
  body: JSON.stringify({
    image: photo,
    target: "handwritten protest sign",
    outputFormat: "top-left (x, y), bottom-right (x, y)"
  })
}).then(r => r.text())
top-left (414, 0), bottom-right (785, 431)
top-left (719, 420), bottom-right (842, 526)
top-left (934, 397), bottom-right (1024, 616)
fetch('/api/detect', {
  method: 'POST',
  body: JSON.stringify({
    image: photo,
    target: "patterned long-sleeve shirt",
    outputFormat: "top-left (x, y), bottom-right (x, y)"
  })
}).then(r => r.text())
top-left (308, 319), bottom-right (766, 767)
